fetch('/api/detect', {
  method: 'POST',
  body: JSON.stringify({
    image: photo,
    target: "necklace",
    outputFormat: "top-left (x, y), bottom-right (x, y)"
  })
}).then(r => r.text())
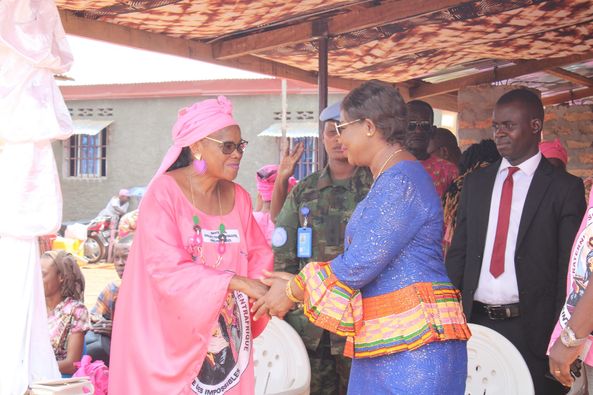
top-left (374, 148), bottom-right (404, 180)
top-left (187, 174), bottom-right (227, 267)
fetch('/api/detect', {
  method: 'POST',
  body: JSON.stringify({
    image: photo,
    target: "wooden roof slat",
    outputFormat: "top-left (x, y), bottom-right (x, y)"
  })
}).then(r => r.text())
top-left (213, 21), bottom-right (319, 61)
top-left (543, 87), bottom-right (593, 105)
top-left (213, 0), bottom-right (473, 60)
top-left (423, 93), bottom-right (458, 112)
top-left (545, 67), bottom-right (593, 87)
top-left (58, 9), bottom-right (362, 91)
top-left (409, 52), bottom-right (593, 99)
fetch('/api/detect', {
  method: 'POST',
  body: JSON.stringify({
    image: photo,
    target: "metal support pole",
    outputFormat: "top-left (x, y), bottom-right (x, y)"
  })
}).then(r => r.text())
top-left (317, 34), bottom-right (329, 171)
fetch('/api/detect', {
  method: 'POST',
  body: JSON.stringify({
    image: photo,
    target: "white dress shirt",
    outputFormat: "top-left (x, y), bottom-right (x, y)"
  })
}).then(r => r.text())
top-left (474, 152), bottom-right (542, 304)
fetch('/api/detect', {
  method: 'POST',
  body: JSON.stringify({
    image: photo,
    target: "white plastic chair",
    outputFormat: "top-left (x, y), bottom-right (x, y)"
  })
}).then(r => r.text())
top-left (254, 317), bottom-right (311, 395)
top-left (466, 323), bottom-right (534, 395)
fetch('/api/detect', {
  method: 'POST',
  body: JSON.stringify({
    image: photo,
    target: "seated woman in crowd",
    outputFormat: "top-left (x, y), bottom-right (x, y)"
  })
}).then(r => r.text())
top-left (41, 250), bottom-right (90, 376)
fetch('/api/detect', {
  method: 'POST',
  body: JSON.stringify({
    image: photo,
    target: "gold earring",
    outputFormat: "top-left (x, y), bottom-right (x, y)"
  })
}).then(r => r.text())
top-left (194, 152), bottom-right (201, 160)
top-left (366, 132), bottom-right (373, 137)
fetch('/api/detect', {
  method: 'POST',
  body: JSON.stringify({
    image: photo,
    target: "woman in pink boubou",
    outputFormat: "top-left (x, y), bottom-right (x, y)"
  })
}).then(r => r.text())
top-left (109, 96), bottom-right (272, 395)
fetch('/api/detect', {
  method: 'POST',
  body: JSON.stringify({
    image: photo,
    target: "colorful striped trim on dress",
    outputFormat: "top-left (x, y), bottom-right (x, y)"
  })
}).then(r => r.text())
top-left (297, 261), bottom-right (471, 359)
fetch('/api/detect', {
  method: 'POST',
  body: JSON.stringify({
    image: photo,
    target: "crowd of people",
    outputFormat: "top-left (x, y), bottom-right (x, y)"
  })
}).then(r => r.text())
top-left (39, 82), bottom-right (593, 395)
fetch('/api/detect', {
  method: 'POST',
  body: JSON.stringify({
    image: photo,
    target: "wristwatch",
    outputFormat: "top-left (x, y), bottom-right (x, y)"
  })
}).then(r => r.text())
top-left (560, 325), bottom-right (588, 348)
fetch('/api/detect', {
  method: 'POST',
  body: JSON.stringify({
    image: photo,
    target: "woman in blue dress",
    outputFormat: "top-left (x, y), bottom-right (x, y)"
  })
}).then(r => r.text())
top-left (253, 80), bottom-right (470, 394)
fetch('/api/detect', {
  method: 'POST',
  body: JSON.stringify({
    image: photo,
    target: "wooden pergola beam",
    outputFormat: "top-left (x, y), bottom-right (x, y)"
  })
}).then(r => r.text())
top-left (213, 21), bottom-right (320, 61)
top-left (545, 68), bottom-right (593, 87)
top-left (409, 52), bottom-right (593, 99)
top-left (395, 81), bottom-right (457, 111)
top-left (213, 0), bottom-right (472, 60)
top-left (58, 10), bottom-right (362, 91)
top-left (423, 93), bottom-right (458, 112)
top-left (543, 87), bottom-right (593, 106)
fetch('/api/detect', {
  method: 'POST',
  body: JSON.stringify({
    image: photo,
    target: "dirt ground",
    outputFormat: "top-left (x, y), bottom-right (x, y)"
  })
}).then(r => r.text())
top-left (81, 262), bottom-right (119, 309)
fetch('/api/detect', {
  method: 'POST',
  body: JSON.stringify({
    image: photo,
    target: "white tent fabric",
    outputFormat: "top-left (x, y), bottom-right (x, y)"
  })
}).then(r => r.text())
top-left (0, 0), bottom-right (73, 393)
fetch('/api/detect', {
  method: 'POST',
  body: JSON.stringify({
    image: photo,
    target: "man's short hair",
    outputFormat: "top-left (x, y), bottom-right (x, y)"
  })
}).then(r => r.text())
top-left (496, 89), bottom-right (544, 122)
top-left (407, 100), bottom-right (434, 125)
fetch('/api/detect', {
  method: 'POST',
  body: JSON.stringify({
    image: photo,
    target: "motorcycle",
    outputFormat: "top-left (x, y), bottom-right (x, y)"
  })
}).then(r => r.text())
top-left (84, 216), bottom-right (117, 264)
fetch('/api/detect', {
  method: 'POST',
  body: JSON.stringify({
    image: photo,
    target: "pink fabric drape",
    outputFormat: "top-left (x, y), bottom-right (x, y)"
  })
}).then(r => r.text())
top-left (0, 0), bottom-right (72, 393)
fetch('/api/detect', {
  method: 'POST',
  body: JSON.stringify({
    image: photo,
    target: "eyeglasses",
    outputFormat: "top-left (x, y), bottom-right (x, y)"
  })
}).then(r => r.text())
top-left (492, 122), bottom-right (517, 133)
top-left (204, 137), bottom-right (248, 154)
top-left (335, 118), bottom-right (363, 136)
top-left (407, 121), bottom-right (432, 133)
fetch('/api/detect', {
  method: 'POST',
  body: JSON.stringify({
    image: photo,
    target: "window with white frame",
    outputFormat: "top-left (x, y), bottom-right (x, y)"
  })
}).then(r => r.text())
top-left (65, 128), bottom-right (108, 178)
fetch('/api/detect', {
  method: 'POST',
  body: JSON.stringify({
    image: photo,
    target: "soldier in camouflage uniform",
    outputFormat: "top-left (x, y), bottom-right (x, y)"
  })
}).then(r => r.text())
top-left (272, 102), bottom-right (372, 395)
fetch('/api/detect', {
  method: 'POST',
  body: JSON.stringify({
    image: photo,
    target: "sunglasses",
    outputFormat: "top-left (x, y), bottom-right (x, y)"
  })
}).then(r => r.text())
top-left (407, 121), bottom-right (432, 133)
top-left (335, 118), bottom-right (363, 136)
top-left (204, 137), bottom-right (248, 154)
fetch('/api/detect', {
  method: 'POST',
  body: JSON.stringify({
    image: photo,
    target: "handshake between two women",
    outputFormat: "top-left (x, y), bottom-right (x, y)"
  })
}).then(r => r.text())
top-left (231, 270), bottom-right (301, 321)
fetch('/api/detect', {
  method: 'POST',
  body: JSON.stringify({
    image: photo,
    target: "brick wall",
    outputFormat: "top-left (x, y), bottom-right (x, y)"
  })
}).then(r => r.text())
top-left (457, 85), bottom-right (518, 149)
top-left (457, 84), bottom-right (593, 180)
top-left (544, 104), bottom-right (593, 179)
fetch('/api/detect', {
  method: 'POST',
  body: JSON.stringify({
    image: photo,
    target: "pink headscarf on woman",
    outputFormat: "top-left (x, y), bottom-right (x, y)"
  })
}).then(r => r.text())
top-left (540, 138), bottom-right (568, 166)
top-left (149, 96), bottom-right (238, 186)
top-left (256, 164), bottom-right (297, 202)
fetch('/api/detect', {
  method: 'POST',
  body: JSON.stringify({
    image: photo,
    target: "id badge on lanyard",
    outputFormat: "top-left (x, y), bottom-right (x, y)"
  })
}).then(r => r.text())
top-left (297, 206), bottom-right (312, 258)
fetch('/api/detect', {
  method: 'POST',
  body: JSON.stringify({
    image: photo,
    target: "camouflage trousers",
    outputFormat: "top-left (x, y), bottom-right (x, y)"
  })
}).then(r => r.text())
top-left (308, 333), bottom-right (352, 395)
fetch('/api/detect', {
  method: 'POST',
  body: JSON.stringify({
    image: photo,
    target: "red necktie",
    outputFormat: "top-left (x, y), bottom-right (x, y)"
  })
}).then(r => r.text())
top-left (490, 166), bottom-right (519, 278)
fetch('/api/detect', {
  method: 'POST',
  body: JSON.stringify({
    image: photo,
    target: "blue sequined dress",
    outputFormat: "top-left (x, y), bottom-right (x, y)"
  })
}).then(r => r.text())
top-left (295, 160), bottom-right (469, 394)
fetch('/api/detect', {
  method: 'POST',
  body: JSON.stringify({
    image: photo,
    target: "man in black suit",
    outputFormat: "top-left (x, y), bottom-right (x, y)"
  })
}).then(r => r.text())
top-left (446, 89), bottom-right (586, 394)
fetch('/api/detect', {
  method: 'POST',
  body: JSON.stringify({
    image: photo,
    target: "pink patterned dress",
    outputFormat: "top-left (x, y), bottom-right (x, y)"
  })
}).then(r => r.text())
top-left (47, 297), bottom-right (91, 361)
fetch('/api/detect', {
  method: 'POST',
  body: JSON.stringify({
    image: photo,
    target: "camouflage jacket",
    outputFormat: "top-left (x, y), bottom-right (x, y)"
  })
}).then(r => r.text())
top-left (273, 165), bottom-right (372, 354)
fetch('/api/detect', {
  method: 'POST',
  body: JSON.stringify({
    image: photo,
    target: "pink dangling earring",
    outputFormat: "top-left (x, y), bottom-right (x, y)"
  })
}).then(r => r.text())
top-left (193, 152), bottom-right (207, 174)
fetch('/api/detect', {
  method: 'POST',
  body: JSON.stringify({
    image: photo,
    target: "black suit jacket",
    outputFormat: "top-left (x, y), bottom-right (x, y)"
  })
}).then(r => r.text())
top-left (446, 157), bottom-right (586, 355)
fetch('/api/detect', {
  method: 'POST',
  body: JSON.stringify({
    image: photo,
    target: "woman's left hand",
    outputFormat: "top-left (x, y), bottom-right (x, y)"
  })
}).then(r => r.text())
top-left (549, 337), bottom-right (583, 387)
top-left (251, 276), bottom-right (295, 320)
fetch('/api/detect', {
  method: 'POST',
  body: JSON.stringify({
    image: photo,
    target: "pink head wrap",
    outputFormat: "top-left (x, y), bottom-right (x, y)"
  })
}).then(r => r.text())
top-left (540, 138), bottom-right (568, 166)
top-left (119, 189), bottom-right (130, 197)
top-left (151, 96), bottom-right (238, 183)
top-left (256, 164), bottom-right (297, 202)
